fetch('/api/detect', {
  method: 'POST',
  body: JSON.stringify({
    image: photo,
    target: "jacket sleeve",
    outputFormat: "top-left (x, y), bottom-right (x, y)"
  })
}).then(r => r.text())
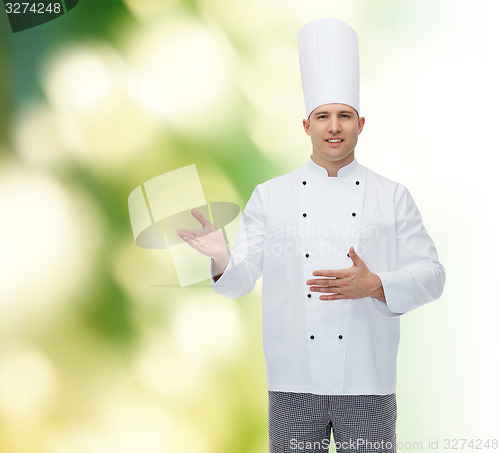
top-left (209, 183), bottom-right (267, 299)
top-left (374, 184), bottom-right (446, 315)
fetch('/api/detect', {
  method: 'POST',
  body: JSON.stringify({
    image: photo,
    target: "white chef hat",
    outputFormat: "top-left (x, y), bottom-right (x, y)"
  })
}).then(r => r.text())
top-left (298, 18), bottom-right (360, 118)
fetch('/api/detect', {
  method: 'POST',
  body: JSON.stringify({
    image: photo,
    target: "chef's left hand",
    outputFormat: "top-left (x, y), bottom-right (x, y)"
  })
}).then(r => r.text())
top-left (306, 246), bottom-right (386, 302)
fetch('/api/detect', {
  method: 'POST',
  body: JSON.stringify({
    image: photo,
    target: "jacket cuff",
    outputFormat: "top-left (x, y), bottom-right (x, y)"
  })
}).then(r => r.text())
top-left (210, 251), bottom-right (234, 286)
top-left (371, 297), bottom-right (403, 318)
top-left (374, 270), bottom-right (413, 315)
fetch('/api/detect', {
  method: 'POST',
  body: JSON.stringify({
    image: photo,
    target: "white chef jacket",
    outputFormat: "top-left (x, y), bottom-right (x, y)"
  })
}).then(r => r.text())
top-left (210, 156), bottom-right (445, 395)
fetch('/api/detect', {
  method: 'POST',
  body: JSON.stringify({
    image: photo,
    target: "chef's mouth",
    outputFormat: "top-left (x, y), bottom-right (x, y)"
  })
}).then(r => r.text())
top-left (326, 139), bottom-right (343, 143)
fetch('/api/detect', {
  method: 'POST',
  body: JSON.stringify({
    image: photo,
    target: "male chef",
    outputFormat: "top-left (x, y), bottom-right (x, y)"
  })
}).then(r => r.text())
top-left (177, 18), bottom-right (445, 453)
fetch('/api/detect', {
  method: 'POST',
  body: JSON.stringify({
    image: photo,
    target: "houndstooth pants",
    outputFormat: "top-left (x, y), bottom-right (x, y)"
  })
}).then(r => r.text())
top-left (268, 391), bottom-right (397, 453)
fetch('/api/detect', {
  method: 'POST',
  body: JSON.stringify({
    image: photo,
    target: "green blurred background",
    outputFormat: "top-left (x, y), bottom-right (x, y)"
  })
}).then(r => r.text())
top-left (1, 0), bottom-right (499, 452)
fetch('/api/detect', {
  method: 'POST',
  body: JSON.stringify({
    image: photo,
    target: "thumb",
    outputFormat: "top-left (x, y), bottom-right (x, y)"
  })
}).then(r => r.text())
top-left (348, 246), bottom-right (364, 267)
top-left (191, 208), bottom-right (210, 228)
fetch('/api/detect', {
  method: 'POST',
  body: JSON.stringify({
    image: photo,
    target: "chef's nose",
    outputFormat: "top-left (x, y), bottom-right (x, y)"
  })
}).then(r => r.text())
top-left (329, 118), bottom-right (341, 133)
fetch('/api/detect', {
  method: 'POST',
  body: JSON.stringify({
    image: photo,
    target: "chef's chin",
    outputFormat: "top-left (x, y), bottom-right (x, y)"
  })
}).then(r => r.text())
top-left (314, 147), bottom-right (355, 163)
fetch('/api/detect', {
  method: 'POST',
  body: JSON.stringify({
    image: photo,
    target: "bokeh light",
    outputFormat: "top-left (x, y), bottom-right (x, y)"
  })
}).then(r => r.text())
top-left (0, 345), bottom-right (59, 419)
top-left (125, 18), bottom-right (237, 132)
top-left (41, 42), bottom-right (163, 169)
top-left (0, 161), bottom-right (101, 330)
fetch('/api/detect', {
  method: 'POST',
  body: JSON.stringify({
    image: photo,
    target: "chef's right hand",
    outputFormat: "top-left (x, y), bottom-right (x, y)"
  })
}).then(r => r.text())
top-left (176, 208), bottom-right (229, 262)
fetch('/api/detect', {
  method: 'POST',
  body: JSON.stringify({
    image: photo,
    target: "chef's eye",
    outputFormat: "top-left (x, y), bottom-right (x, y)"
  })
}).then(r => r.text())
top-left (340, 114), bottom-right (351, 119)
top-left (318, 115), bottom-right (327, 119)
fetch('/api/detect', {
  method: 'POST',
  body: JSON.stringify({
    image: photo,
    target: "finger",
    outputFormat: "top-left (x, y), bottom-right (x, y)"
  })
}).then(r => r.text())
top-left (177, 229), bottom-right (196, 238)
top-left (309, 286), bottom-right (341, 293)
top-left (306, 278), bottom-right (340, 286)
top-left (191, 239), bottom-right (215, 254)
top-left (191, 239), bottom-right (203, 250)
top-left (177, 232), bottom-right (197, 242)
top-left (176, 228), bottom-right (199, 235)
top-left (191, 208), bottom-right (211, 228)
top-left (312, 269), bottom-right (349, 278)
top-left (318, 293), bottom-right (347, 301)
top-left (348, 246), bottom-right (365, 267)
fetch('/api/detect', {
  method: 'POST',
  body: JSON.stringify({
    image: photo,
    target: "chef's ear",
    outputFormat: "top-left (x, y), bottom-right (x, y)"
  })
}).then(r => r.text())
top-left (358, 116), bottom-right (366, 135)
top-left (303, 118), bottom-right (311, 136)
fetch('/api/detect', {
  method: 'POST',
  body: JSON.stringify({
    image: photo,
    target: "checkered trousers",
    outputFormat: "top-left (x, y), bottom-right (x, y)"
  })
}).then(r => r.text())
top-left (268, 391), bottom-right (397, 453)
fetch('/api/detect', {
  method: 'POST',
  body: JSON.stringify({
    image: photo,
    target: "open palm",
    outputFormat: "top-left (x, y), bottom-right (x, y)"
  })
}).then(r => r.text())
top-left (176, 208), bottom-right (228, 260)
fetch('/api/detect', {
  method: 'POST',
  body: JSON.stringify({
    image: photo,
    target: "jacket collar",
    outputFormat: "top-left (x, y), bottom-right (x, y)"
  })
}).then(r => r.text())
top-left (306, 155), bottom-right (360, 178)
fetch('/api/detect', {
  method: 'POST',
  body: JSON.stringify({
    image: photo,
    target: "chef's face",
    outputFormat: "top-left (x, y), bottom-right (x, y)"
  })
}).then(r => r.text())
top-left (303, 103), bottom-right (365, 166)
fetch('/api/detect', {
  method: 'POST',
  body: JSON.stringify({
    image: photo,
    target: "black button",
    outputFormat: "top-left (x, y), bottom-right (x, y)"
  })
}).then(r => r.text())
top-left (302, 181), bottom-right (307, 185)
top-left (310, 335), bottom-right (315, 340)
top-left (338, 335), bottom-right (343, 340)
top-left (356, 180), bottom-right (360, 185)
top-left (347, 252), bottom-right (350, 257)
top-left (307, 293), bottom-right (312, 298)
top-left (351, 212), bottom-right (356, 217)
top-left (303, 213), bottom-right (307, 217)
top-left (305, 253), bottom-right (310, 258)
